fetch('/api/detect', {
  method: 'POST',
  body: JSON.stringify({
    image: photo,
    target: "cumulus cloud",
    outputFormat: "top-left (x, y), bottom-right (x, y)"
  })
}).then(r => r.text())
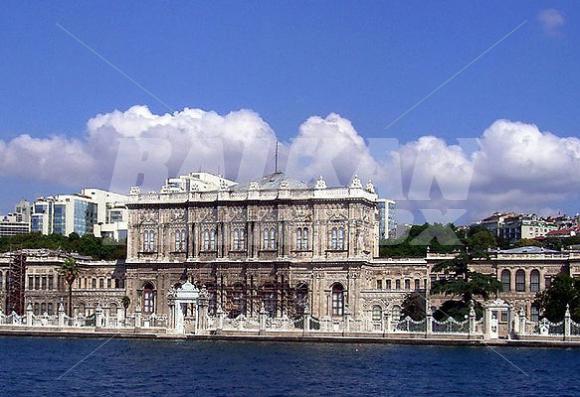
top-left (1, 105), bottom-right (579, 222)
top-left (538, 9), bottom-right (566, 36)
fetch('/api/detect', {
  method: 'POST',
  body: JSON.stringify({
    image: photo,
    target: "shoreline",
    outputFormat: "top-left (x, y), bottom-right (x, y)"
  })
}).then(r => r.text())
top-left (2, 328), bottom-right (580, 349)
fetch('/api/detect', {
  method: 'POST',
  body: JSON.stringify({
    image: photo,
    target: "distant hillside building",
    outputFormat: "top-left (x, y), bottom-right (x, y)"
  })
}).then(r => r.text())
top-left (0, 200), bottom-right (31, 237)
top-left (478, 212), bottom-right (558, 242)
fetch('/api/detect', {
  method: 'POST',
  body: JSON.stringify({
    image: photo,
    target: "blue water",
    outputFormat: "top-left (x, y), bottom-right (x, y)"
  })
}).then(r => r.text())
top-left (0, 337), bottom-right (578, 396)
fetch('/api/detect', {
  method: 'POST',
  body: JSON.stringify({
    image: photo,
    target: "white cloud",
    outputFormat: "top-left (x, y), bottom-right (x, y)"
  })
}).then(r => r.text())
top-left (538, 9), bottom-right (565, 36)
top-left (1, 106), bottom-right (579, 221)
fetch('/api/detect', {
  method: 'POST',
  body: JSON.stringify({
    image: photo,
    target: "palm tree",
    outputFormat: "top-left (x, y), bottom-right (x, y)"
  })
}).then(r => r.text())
top-left (121, 295), bottom-right (131, 320)
top-left (58, 257), bottom-right (80, 317)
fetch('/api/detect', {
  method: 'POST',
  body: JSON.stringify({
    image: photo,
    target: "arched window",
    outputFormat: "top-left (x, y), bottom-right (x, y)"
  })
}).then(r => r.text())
top-left (501, 270), bottom-right (511, 292)
top-left (405, 279), bottom-right (411, 290)
top-left (294, 283), bottom-right (308, 317)
top-left (530, 270), bottom-right (540, 292)
top-left (392, 305), bottom-right (402, 320)
top-left (263, 227), bottom-right (277, 250)
top-left (33, 303), bottom-right (39, 315)
top-left (296, 227), bottom-right (309, 250)
top-left (262, 283), bottom-right (276, 317)
top-left (143, 230), bottom-right (149, 251)
top-left (530, 304), bottom-right (540, 322)
top-left (143, 283), bottom-right (155, 314)
top-left (515, 270), bottom-right (525, 292)
top-left (230, 283), bottom-right (246, 318)
top-left (175, 229), bottom-right (186, 252)
top-left (331, 283), bottom-right (344, 317)
top-left (372, 305), bottom-right (382, 322)
top-left (109, 303), bottom-right (118, 318)
top-left (330, 227), bottom-right (346, 250)
top-left (203, 229), bottom-right (216, 251)
top-left (233, 228), bottom-right (246, 250)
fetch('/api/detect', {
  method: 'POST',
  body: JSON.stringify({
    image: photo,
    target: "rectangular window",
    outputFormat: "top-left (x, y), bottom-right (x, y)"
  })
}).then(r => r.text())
top-left (35, 276), bottom-right (40, 290)
top-left (48, 275), bottom-right (54, 290)
top-left (107, 279), bottom-right (112, 289)
top-left (92, 279), bottom-right (97, 289)
top-left (544, 277), bottom-right (551, 289)
top-left (29, 276), bottom-right (34, 290)
top-left (48, 303), bottom-right (53, 315)
top-left (99, 279), bottom-right (104, 289)
top-left (376, 280), bottom-right (383, 290)
top-left (386, 280), bottom-right (392, 290)
top-left (405, 280), bottom-right (411, 290)
top-left (396, 280), bottom-right (401, 290)
top-left (414, 279), bottom-right (420, 290)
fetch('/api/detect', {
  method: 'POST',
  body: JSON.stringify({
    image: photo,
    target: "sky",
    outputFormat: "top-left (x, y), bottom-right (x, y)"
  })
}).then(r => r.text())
top-left (1, 1), bottom-right (579, 224)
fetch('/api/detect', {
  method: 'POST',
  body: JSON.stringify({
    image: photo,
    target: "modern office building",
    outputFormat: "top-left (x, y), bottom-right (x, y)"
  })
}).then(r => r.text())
top-left (378, 199), bottom-right (397, 240)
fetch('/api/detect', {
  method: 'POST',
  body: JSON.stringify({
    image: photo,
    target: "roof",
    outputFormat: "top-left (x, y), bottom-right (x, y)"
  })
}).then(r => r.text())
top-left (232, 172), bottom-right (308, 191)
top-left (546, 226), bottom-right (580, 237)
top-left (498, 246), bottom-right (559, 254)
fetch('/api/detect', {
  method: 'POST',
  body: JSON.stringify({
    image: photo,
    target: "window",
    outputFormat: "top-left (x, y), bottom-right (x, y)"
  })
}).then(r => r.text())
top-left (372, 305), bottom-right (382, 322)
top-left (414, 279), bottom-right (420, 290)
top-left (143, 230), bottom-right (156, 252)
top-left (263, 227), bottom-right (277, 250)
top-left (294, 283), bottom-right (308, 317)
top-left (203, 229), bottom-right (216, 251)
top-left (47, 303), bottom-right (53, 315)
top-left (0, 273), bottom-right (3, 290)
top-left (530, 270), bottom-right (540, 292)
top-left (376, 279), bottom-right (383, 290)
top-left (296, 227), bottom-right (309, 250)
top-left (395, 280), bottom-right (401, 290)
top-left (386, 280), bottom-right (392, 290)
top-left (530, 305), bottom-right (540, 322)
top-left (545, 276), bottom-right (551, 289)
top-left (40, 303), bottom-right (46, 314)
top-left (175, 229), bottom-right (186, 252)
top-left (33, 303), bottom-right (39, 315)
top-left (41, 276), bottom-right (47, 290)
top-left (405, 280), bottom-right (411, 290)
top-left (330, 226), bottom-right (345, 250)
top-left (99, 279), bottom-right (104, 289)
top-left (232, 228), bottom-right (246, 250)
top-left (92, 278), bottom-right (97, 289)
top-left (515, 270), bottom-right (525, 292)
top-left (501, 270), bottom-right (511, 292)
top-left (500, 311), bottom-right (508, 322)
top-left (48, 275), bottom-right (54, 290)
top-left (331, 283), bottom-right (345, 317)
top-left (29, 276), bottom-right (33, 290)
top-left (35, 276), bottom-right (40, 290)
top-left (107, 279), bottom-right (112, 289)
top-left (143, 283), bottom-right (155, 314)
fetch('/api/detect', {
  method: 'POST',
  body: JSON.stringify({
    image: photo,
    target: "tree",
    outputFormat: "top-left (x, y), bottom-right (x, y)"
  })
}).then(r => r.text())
top-left (122, 295), bottom-right (131, 320)
top-left (401, 292), bottom-right (426, 320)
top-left (58, 257), bottom-right (80, 317)
top-left (431, 251), bottom-right (502, 320)
top-left (535, 273), bottom-right (580, 322)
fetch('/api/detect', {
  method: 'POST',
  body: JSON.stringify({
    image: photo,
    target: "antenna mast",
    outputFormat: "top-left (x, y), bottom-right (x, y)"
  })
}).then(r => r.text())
top-left (274, 141), bottom-right (279, 173)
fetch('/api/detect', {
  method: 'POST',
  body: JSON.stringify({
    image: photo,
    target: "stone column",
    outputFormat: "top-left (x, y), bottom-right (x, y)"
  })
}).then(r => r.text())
top-left (468, 301), bottom-right (476, 337)
top-left (216, 304), bottom-right (224, 332)
top-left (303, 305), bottom-right (311, 335)
top-left (506, 304), bottom-right (513, 339)
top-left (564, 304), bottom-right (571, 341)
top-left (259, 302), bottom-right (267, 333)
top-left (426, 307), bottom-right (433, 337)
top-left (513, 310), bottom-right (520, 335)
top-left (384, 312), bottom-right (391, 336)
top-left (95, 304), bottom-right (104, 329)
top-left (58, 303), bottom-right (66, 328)
top-left (26, 303), bottom-right (33, 327)
top-left (519, 306), bottom-right (526, 336)
top-left (135, 306), bottom-right (142, 329)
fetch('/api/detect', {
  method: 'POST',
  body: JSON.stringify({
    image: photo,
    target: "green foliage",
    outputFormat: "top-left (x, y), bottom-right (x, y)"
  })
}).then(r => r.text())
top-left (380, 224), bottom-right (498, 258)
top-left (401, 292), bottom-right (426, 320)
top-left (535, 273), bottom-right (580, 322)
top-left (0, 232), bottom-right (126, 260)
top-left (58, 257), bottom-right (80, 285)
top-left (433, 300), bottom-right (483, 321)
top-left (122, 296), bottom-right (131, 309)
top-left (431, 251), bottom-right (502, 318)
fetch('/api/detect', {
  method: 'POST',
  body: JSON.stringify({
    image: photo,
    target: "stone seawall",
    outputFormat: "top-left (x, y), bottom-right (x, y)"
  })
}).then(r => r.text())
top-left (3, 327), bottom-right (580, 348)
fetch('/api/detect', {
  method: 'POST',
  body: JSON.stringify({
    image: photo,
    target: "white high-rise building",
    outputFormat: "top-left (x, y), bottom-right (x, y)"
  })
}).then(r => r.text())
top-left (30, 189), bottom-right (128, 240)
top-left (0, 199), bottom-right (31, 237)
top-left (378, 199), bottom-right (397, 240)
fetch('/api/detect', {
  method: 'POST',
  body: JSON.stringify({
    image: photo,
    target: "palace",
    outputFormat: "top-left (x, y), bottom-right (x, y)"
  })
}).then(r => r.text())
top-left (2, 172), bottom-right (580, 331)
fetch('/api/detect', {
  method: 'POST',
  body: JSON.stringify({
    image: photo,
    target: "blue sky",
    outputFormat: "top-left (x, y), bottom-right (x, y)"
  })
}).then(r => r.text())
top-left (1, 2), bottom-right (579, 221)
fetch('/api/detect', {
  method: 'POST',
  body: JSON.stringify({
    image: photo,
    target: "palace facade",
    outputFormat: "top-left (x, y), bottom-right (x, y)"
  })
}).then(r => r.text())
top-left (2, 172), bottom-right (580, 326)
